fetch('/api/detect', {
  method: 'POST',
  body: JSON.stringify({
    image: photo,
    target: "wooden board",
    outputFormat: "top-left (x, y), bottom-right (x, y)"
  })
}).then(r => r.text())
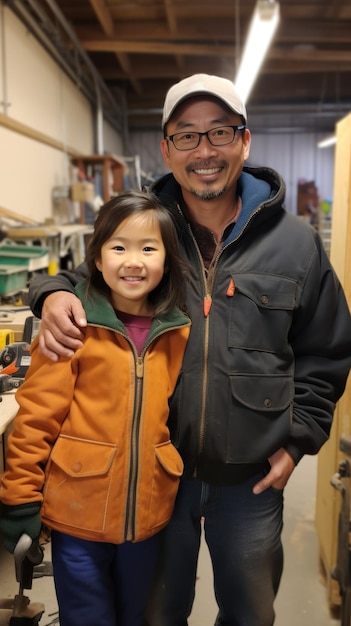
top-left (315, 111), bottom-right (351, 609)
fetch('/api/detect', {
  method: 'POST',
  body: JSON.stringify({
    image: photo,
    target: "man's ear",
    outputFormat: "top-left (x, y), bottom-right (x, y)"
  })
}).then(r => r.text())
top-left (243, 128), bottom-right (252, 161)
top-left (160, 138), bottom-right (171, 168)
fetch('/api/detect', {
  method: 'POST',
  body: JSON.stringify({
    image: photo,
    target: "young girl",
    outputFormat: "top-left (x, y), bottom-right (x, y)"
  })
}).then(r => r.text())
top-left (0, 191), bottom-right (191, 626)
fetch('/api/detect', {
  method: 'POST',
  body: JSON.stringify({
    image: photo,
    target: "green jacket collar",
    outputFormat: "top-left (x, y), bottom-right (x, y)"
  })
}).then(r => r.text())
top-left (74, 280), bottom-right (190, 340)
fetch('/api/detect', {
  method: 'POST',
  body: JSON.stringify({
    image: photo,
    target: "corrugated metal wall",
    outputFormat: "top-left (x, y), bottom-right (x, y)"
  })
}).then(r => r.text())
top-left (249, 133), bottom-right (335, 215)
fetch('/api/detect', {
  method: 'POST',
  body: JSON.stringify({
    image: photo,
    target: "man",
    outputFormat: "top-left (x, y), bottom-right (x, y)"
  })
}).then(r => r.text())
top-left (29, 74), bottom-right (351, 626)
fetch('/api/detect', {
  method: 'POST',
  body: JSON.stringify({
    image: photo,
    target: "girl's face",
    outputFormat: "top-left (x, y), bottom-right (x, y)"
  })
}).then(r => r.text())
top-left (96, 213), bottom-right (166, 315)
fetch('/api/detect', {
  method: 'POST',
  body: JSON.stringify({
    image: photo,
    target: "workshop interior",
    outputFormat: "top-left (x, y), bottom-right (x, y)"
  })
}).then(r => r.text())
top-left (1, 0), bottom-right (351, 624)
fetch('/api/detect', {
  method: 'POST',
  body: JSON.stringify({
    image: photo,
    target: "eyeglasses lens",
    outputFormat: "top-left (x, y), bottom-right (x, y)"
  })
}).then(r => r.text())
top-left (173, 126), bottom-right (237, 150)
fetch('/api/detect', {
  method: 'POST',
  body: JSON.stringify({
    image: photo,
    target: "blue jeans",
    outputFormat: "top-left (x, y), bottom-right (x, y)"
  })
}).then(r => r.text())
top-left (144, 474), bottom-right (284, 626)
top-left (51, 530), bottom-right (159, 626)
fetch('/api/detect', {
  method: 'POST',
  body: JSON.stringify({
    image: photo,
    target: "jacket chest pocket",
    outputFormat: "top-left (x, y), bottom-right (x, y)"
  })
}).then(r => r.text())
top-left (225, 373), bottom-right (294, 462)
top-left (42, 435), bottom-right (117, 534)
top-left (228, 273), bottom-right (297, 353)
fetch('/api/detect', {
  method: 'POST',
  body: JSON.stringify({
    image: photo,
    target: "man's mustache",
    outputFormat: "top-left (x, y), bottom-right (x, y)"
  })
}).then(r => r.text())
top-left (185, 160), bottom-right (228, 173)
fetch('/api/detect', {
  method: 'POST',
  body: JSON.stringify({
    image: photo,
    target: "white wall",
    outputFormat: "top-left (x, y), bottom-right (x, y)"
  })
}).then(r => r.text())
top-left (0, 125), bottom-right (72, 219)
top-left (0, 7), bottom-right (123, 223)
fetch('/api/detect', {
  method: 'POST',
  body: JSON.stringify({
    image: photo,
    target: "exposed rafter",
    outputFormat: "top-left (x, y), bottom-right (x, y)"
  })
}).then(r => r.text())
top-left (7, 0), bottom-right (351, 134)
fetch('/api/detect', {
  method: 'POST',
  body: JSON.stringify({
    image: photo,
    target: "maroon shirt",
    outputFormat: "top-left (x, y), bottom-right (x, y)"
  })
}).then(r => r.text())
top-left (116, 310), bottom-right (152, 355)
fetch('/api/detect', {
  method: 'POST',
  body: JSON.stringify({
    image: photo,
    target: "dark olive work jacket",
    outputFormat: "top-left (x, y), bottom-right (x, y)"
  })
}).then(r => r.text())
top-left (29, 166), bottom-right (351, 486)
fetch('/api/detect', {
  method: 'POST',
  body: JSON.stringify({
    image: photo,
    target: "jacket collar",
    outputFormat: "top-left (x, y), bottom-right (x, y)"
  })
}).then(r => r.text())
top-left (149, 165), bottom-right (286, 245)
top-left (74, 280), bottom-right (190, 339)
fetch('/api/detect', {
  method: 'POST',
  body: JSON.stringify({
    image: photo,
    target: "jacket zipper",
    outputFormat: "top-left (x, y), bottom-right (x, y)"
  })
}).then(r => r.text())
top-left (184, 203), bottom-right (265, 463)
top-left (84, 323), bottom-right (143, 542)
top-left (124, 352), bottom-right (143, 541)
top-left (185, 224), bottom-right (212, 465)
top-left (120, 323), bottom-right (190, 541)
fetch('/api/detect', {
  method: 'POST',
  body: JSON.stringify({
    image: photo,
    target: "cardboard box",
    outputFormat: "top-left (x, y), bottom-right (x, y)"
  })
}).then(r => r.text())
top-left (52, 185), bottom-right (76, 224)
top-left (71, 182), bottom-right (95, 202)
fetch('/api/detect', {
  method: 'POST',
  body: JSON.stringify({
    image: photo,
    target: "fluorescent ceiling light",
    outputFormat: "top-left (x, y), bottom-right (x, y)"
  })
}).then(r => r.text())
top-left (317, 135), bottom-right (337, 149)
top-left (235, 0), bottom-right (280, 104)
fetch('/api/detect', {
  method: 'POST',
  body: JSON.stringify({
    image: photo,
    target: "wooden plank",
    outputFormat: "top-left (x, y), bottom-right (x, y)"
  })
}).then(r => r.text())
top-left (5, 228), bottom-right (58, 238)
top-left (0, 206), bottom-right (39, 226)
top-left (0, 113), bottom-right (81, 157)
top-left (315, 112), bottom-right (351, 610)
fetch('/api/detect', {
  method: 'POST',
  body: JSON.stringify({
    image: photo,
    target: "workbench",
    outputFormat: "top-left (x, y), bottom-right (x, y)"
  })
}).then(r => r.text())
top-left (0, 392), bottom-right (18, 472)
top-left (5, 224), bottom-right (93, 271)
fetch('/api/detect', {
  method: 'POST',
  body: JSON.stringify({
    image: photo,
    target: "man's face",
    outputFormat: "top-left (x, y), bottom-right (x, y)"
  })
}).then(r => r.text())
top-left (160, 96), bottom-right (251, 203)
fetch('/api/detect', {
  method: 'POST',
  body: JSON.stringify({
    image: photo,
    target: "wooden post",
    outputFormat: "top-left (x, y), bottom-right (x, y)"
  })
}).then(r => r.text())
top-left (315, 112), bottom-right (351, 609)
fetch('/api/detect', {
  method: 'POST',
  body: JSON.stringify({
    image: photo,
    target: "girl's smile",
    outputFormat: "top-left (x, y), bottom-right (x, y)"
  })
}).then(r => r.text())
top-left (95, 213), bottom-right (166, 316)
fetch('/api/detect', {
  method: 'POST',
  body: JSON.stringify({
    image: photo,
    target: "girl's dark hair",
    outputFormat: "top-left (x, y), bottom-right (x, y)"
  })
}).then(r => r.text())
top-left (86, 190), bottom-right (188, 316)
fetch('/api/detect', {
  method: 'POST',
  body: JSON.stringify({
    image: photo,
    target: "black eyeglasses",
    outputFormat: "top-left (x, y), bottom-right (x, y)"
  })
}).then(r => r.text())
top-left (165, 125), bottom-right (246, 151)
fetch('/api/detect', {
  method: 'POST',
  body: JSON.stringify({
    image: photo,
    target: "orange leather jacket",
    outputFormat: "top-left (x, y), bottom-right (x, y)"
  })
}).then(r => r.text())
top-left (0, 282), bottom-right (190, 544)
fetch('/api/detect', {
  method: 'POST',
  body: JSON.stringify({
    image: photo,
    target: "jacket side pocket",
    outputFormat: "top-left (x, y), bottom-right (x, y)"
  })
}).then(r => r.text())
top-left (147, 441), bottom-right (183, 530)
top-left (42, 435), bottom-right (117, 534)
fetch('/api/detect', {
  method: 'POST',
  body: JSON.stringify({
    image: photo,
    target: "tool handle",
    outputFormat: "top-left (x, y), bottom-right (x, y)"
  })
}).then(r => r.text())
top-left (14, 534), bottom-right (44, 589)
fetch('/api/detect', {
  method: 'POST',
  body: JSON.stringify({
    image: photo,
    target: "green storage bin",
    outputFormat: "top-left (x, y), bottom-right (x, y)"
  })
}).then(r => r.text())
top-left (0, 265), bottom-right (28, 296)
top-left (0, 242), bottom-right (49, 272)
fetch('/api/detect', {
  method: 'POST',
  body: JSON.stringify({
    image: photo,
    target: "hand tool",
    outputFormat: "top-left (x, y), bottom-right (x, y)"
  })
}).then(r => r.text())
top-left (0, 534), bottom-right (46, 626)
top-left (0, 330), bottom-right (15, 350)
top-left (0, 374), bottom-right (24, 394)
top-left (0, 342), bottom-right (31, 378)
top-left (0, 341), bottom-right (30, 394)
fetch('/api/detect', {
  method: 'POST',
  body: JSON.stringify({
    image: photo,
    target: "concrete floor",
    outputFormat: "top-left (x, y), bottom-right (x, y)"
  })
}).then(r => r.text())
top-left (0, 455), bottom-right (342, 626)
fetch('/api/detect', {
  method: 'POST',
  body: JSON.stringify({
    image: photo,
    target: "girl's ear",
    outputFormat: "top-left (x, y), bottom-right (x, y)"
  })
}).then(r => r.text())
top-left (96, 258), bottom-right (102, 272)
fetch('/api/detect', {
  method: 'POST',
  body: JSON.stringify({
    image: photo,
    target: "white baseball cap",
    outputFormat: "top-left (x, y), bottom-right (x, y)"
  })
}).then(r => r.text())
top-left (162, 73), bottom-right (247, 129)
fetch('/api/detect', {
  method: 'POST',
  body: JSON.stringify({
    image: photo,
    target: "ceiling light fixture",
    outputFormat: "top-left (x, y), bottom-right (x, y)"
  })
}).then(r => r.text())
top-left (235, 0), bottom-right (280, 104)
top-left (317, 135), bottom-right (337, 149)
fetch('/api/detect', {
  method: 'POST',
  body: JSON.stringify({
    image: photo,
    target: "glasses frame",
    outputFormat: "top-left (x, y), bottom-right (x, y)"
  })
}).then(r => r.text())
top-left (165, 125), bottom-right (246, 151)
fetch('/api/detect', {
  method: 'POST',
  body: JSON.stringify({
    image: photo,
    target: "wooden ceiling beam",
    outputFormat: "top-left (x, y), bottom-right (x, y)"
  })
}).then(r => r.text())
top-left (88, 0), bottom-right (145, 94)
top-left (163, 0), bottom-right (177, 33)
top-left (89, 0), bottom-right (114, 36)
top-left (80, 38), bottom-right (351, 65)
top-left (268, 47), bottom-right (351, 63)
top-left (86, 3), bottom-right (351, 21)
top-left (263, 62), bottom-right (351, 74)
top-left (101, 61), bottom-right (351, 81)
top-left (163, 0), bottom-right (184, 68)
top-left (74, 20), bottom-right (351, 44)
top-left (81, 39), bottom-right (236, 56)
top-left (323, 0), bottom-right (346, 19)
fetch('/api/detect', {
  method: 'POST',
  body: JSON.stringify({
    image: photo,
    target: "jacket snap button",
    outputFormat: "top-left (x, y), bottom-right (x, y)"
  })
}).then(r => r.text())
top-left (71, 462), bottom-right (82, 473)
top-left (264, 398), bottom-right (272, 408)
top-left (261, 295), bottom-right (269, 305)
